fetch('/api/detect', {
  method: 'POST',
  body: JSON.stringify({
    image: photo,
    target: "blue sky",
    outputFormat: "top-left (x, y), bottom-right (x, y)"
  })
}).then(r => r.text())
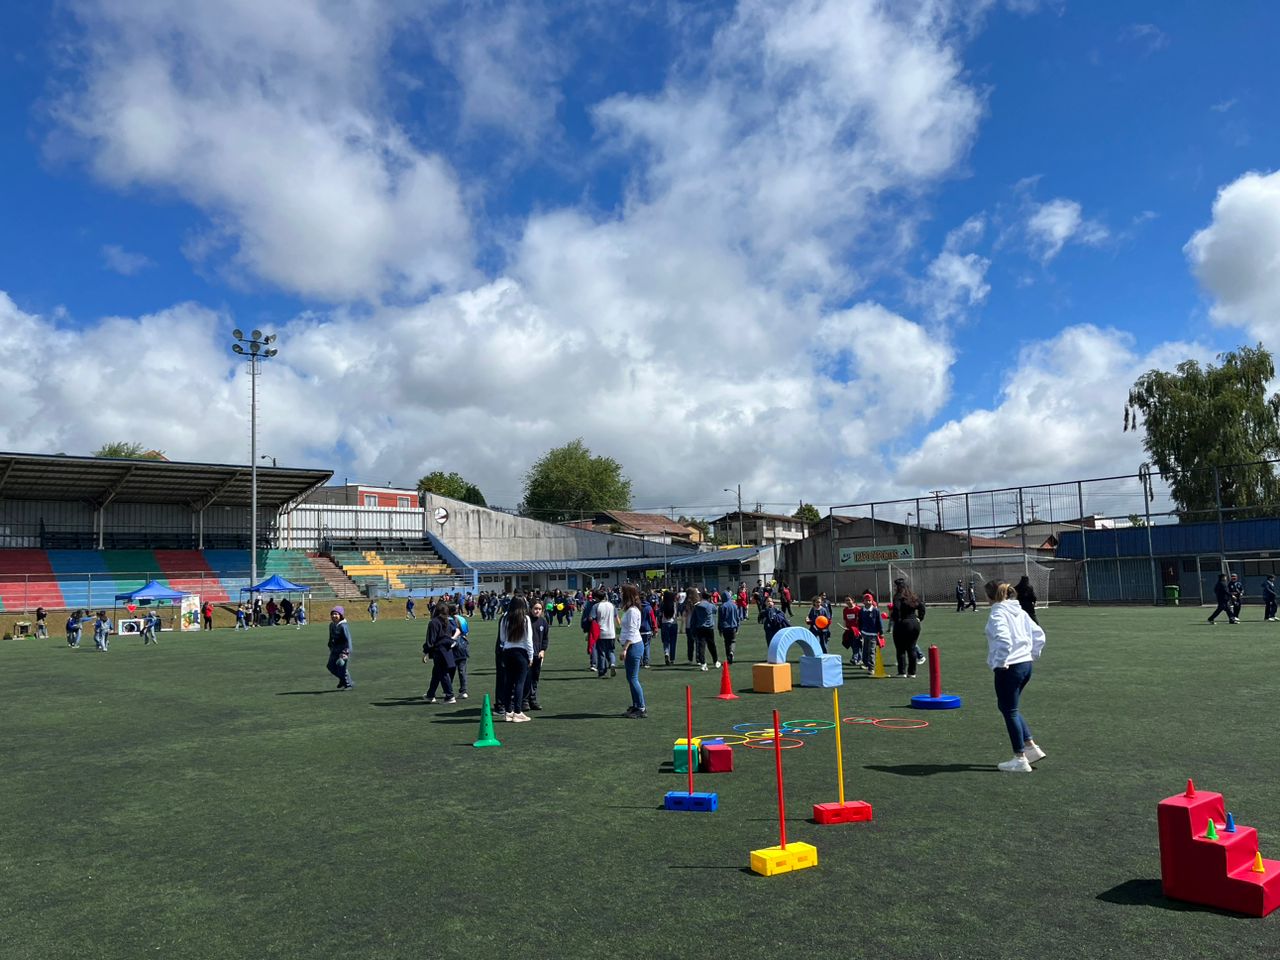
top-left (1, 1), bottom-right (1277, 516)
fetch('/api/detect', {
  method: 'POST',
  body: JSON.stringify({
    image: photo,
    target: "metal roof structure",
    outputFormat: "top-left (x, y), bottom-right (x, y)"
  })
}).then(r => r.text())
top-left (463, 546), bottom-right (770, 575)
top-left (0, 452), bottom-right (332, 510)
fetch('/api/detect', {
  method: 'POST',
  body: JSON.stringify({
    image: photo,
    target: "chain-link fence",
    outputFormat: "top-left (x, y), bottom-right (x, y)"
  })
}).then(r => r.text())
top-left (804, 459), bottom-right (1280, 606)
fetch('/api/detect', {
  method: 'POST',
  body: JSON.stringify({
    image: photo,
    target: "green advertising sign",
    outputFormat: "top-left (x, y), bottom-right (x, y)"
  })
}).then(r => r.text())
top-left (838, 544), bottom-right (914, 567)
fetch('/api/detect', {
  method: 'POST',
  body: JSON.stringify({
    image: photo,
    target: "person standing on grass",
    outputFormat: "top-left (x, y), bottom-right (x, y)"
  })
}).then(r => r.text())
top-left (1014, 575), bottom-right (1039, 624)
top-left (594, 588), bottom-right (618, 678)
top-left (806, 595), bottom-right (832, 654)
top-left (422, 604), bottom-right (459, 704)
top-left (965, 581), bottom-right (979, 612)
top-left (93, 610), bottom-right (111, 652)
top-left (406, 596), bottom-right (416, 620)
top-left (580, 591), bottom-right (599, 671)
top-left (718, 589), bottom-right (742, 665)
top-left (202, 600), bottom-right (214, 631)
top-left (955, 580), bottom-right (966, 613)
top-left (617, 584), bottom-right (649, 718)
top-left (449, 604), bottom-right (471, 700)
top-left (762, 595), bottom-right (790, 649)
top-left (281, 597), bottom-right (294, 625)
top-left (889, 579), bottom-right (926, 678)
top-left (34, 607), bottom-right (48, 638)
top-left (1207, 573), bottom-right (1234, 624)
top-left (367, 598), bottom-right (379, 623)
top-left (499, 597), bottom-right (533, 722)
top-left (327, 607), bottom-right (354, 690)
top-left (1228, 573), bottom-right (1245, 622)
top-left (985, 579), bottom-right (1047, 773)
top-left (857, 593), bottom-right (884, 673)
top-left (639, 591), bottom-right (657, 667)
top-left (252, 596), bottom-right (262, 627)
top-left (686, 588), bottom-right (720, 672)
top-left (524, 599), bottom-right (549, 711)
top-left (295, 605), bottom-right (307, 629)
top-left (659, 589), bottom-right (679, 666)
top-left (1264, 575), bottom-right (1277, 622)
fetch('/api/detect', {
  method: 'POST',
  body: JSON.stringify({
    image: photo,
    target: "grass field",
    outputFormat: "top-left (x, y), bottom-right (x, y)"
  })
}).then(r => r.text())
top-left (6, 606), bottom-right (1280, 959)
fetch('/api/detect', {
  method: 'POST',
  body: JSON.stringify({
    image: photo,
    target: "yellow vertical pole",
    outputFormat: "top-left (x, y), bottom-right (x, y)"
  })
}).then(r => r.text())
top-left (833, 687), bottom-right (845, 806)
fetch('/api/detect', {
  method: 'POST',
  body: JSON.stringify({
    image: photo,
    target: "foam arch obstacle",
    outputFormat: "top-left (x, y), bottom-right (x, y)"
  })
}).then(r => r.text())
top-left (756, 626), bottom-right (842, 691)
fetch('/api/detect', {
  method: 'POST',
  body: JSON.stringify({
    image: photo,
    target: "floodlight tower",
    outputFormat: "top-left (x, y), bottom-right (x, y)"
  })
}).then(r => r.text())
top-left (231, 329), bottom-right (279, 589)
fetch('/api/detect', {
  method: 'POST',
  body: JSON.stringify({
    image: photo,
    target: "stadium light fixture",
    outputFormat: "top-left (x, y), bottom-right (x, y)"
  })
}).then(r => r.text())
top-left (230, 328), bottom-right (280, 589)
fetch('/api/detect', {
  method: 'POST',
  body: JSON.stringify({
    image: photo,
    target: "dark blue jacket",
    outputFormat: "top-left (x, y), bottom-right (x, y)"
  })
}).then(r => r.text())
top-left (718, 600), bottom-right (742, 632)
top-left (328, 619), bottom-right (353, 653)
top-left (1214, 580), bottom-right (1230, 603)
top-left (1264, 580), bottom-right (1277, 602)
top-left (857, 605), bottom-right (883, 636)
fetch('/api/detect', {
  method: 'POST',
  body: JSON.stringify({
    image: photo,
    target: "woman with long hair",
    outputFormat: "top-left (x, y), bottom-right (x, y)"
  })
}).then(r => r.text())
top-left (659, 589), bottom-right (678, 665)
top-left (889, 578), bottom-right (926, 679)
top-left (499, 596), bottom-right (533, 722)
top-left (619, 584), bottom-right (648, 717)
top-left (422, 602), bottom-right (459, 704)
top-left (985, 579), bottom-right (1047, 773)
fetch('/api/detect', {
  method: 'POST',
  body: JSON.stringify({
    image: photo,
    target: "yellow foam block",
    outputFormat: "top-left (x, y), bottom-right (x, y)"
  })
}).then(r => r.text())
top-left (674, 737), bottom-right (703, 747)
top-left (752, 662), bottom-right (792, 694)
top-left (750, 842), bottom-right (818, 876)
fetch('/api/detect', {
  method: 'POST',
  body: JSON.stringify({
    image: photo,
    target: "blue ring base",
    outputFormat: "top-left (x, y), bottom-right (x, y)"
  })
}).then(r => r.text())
top-left (910, 694), bottom-right (963, 710)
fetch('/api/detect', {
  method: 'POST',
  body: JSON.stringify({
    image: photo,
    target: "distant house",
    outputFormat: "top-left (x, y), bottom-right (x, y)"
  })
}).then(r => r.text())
top-left (306, 483), bottom-right (420, 509)
top-left (562, 510), bottom-right (700, 546)
top-left (711, 511), bottom-right (808, 548)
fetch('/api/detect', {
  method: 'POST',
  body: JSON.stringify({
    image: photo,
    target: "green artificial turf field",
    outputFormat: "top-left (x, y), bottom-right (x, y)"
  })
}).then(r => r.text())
top-left (5, 606), bottom-right (1279, 959)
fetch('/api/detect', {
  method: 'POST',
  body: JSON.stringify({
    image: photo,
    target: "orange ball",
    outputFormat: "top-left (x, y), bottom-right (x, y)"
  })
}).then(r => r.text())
top-left (815, 615), bottom-right (830, 629)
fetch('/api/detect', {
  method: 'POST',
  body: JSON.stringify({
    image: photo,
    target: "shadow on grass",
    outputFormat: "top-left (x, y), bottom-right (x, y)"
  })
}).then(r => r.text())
top-left (863, 763), bottom-right (991, 777)
top-left (369, 696), bottom-right (430, 707)
top-left (541, 711), bottom-right (631, 720)
top-left (1096, 879), bottom-right (1242, 915)
top-left (276, 690), bottom-right (343, 696)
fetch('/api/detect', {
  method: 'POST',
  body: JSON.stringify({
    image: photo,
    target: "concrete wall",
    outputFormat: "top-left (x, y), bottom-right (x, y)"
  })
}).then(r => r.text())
top-left (419, 493), bottom-right (697, 563)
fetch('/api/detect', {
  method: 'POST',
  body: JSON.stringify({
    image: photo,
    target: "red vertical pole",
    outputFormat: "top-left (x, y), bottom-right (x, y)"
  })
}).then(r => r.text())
top-left (773, 708), bottom-right (787, 849)
top-left (686, 685), bottom-right (695, 796)
top-left (929, 644), bottom-right (941, 699)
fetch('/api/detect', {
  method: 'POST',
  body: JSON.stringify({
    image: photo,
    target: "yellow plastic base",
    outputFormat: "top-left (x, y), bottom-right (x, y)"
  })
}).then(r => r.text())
top-left (750, 842), bottom-right (818, 876)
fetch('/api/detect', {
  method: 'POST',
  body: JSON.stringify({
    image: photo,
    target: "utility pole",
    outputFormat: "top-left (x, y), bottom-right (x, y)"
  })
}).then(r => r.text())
top-left (928, 490), bottom-right (947, 530)
top-left (723, 484), bottom-right (743, 545)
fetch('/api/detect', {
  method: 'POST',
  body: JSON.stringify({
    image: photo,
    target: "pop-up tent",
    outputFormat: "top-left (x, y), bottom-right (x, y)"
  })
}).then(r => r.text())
top-left (115, 580), bottom-right (189, 603)
top-left (241, 573), bottom-right (311, 625)
top-left (113, 580), bottom-right (191, 636)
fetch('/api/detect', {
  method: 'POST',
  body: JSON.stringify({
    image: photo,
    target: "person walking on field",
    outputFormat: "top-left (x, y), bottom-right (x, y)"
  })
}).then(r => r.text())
top-left (422, 604), bottom-right (459, 704)
top-left (717, 589), bottom-right (742, 665)
top-left (985, 579), bottom-right (1047, 773)
top-left (965, 581), bottom-right (979, 612)
top-left (524, 598), bottom-right (549, 711)
top-left (1264, 574), bottom-right (1278, 622)
top-left (326, 607), bottom-right (354, 690)
top-left (955, 580), bottom-right (966, 613)
top-left (499, 597), bottom-right (533, 723)
top-left (618, 584), bottom-right (648, 718)
top-left (1014, 575), bottom-right (1039, 624)
top-left (889, 579), bottom-right (926, 678)
top-left (1207, 573), bottom-right (1234, 625)
top-left (1228, 573), bottom-right (1245, 623)
top-left (594, 589), bottom-right (618, 678)
top-left (686, 588), bottom-right (719, 672)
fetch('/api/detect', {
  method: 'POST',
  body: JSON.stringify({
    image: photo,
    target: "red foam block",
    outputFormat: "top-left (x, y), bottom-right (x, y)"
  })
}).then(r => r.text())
top-left (700, 742), bottom-right (734, 773)
top-left (813, 800), bottom-right (873, 824)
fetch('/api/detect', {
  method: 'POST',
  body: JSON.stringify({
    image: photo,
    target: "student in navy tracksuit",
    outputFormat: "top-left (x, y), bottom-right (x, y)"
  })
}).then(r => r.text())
top-left (639, 595), bottom-right (656, 667)
top-left (1228, 574), bottom-right (1245, 622)
top-left (524, 599), bottom-right (550, 711)
top-left (659, 590), bottom-right (679, 665)
top-left (805, 596), bottom-right (832, 654)
top-left (327, 607), bottom-right (354, 689)
top-left (857, 594), bottom-right (884, 673)
top-left (1207, 574), bottom-right (1234, 624)
top-left (422, 605), bottom-right (459, 703)
top-left (717, 592), bottom-right (743, 664)
top-left (762, 596), bottom-right (790, 648)
top-left (1264, 575), bottom-right (1277, 622)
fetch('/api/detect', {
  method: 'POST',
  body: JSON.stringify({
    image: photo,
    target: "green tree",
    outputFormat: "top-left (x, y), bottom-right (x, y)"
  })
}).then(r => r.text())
top-left (678, 515), bottom-right (710, 540)
top-left (416, 471), bottom-right (487, 507)
top-left (793, 502), bottom-right (821, 524)
top-left (93, 442), bottom-right (165, 459)
top-left (520, 439), bottom-right (631, 523)
top-left (1124, 345), bottom-right (1280, 519)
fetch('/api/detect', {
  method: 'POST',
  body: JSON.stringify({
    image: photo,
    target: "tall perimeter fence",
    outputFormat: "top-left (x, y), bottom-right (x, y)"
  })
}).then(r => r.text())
top-left (813, 459), bottom-right (1280, 606)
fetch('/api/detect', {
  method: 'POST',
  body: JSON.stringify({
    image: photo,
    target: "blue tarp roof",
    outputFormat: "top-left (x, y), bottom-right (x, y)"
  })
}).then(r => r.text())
top-left (242, 573), bottom-right (309, 593)
top-left (115, 580), bottom-right (189, 601)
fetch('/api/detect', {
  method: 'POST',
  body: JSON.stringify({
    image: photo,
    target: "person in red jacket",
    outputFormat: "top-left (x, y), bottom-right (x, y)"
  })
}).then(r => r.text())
top-left (202, 600), bottom-right (214, 630)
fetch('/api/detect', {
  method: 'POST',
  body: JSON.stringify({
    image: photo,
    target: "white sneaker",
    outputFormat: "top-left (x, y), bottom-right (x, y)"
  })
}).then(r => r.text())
top-left (998, 756), bottom-right (1033, 773)
top-left (504, 713), bottom-right (515, 722)
top-left (1023, 743), bottom-right (1047, 764)
top-left (700, 663), bottom-right (708, 672)
top-left (512, 712), bottom-right (531, 722)
top-left (714, 661), bottom-right (722, 669)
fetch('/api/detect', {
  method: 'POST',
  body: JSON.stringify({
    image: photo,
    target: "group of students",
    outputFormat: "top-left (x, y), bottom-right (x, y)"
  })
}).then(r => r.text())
top-left (1207, 572), bottom-right (1278, 624)
top-left (63, 610), bottom-right (113, 651)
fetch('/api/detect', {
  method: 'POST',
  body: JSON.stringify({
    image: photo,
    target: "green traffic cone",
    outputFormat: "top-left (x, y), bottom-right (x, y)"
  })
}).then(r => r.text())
top-left (1205, 818), bottom-right (1218, 841)
top-left (473, 694), bottom-right (502, 749)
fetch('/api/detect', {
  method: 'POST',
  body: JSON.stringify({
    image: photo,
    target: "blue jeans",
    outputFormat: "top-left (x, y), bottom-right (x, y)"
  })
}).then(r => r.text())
top-left (994, 661), bottom-right (1033, 753)
top-left (640, 632), bottom-right (652, 666)
top-left (624, 643), bottom-right (645, 711)
top-left (660, 621), bottom-right (678, 661)
top-left (596, 637), bottom-right (617, 676)
top-left (327, 650), bottom-right (352, 687)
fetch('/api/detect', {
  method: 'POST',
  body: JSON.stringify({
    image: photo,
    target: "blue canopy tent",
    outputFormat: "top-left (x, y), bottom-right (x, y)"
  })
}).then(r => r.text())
top-left (112, 580), bottom-right (190, 635)
top-left (240, 573), bottom-right (312, 626)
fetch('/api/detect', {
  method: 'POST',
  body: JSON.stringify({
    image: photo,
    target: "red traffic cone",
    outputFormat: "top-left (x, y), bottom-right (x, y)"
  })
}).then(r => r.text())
top-left (717, 661), bottom-right (739, 700)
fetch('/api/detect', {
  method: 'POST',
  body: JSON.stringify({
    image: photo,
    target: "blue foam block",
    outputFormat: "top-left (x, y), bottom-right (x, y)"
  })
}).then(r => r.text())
top-left (798, 654), bottom-right (845, 688)
top-left (910, 694), bottom-right (963, 710)
top-left (664, 791), bottom-right (718, 812)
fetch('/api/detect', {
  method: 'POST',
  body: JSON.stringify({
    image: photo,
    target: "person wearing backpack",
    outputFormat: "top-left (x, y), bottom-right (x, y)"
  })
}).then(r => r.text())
top-left (717, 589), bottom-right (743, 665)
top-left (762, 596), bottom-right (790, 649)
top-left (580, 592), bottom-right (599, 670)
top-left (639, 592), bottom-right (657, 667)
top-left (422, 604), bottom-right (459, 704)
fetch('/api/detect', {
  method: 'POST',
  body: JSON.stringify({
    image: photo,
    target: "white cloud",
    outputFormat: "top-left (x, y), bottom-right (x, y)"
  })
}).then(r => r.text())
top-left (1026, 197), bottom-right (1108, 262)
top-left (895, 325), bottom-right (1203, 491)
top-left (1123, 23), bottom-right (1168, 55)
top-left (101, 244), bottom-right (153, 276)
top-left (917, 216), bottom-right (991, 320)
top-left (55, 0), bottom-right (474, 301)
top-left (1185, 169), bottom-right (1280, 344)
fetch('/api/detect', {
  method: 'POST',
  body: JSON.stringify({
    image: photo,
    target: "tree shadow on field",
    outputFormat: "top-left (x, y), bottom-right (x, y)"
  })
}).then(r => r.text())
top-left (1096, 879), bottom-right (1241, 915)
top-left (276, 690), bottom-right (343, 696)
top-left (863, 763), bottom-right (992, 777)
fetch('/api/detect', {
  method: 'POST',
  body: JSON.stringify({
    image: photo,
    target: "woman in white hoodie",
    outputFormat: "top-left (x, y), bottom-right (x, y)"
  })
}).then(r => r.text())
top-left (985, 580), bottom-right (1047, 773)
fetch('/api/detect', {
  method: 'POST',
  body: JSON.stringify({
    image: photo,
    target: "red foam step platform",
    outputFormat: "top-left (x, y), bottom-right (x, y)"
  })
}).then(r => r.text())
top-left (813, 800), bottom-right (873, 824)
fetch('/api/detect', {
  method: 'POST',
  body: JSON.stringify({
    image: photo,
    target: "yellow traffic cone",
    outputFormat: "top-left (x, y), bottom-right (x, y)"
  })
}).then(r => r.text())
top-left (871, 644), bottom-right (887, 679)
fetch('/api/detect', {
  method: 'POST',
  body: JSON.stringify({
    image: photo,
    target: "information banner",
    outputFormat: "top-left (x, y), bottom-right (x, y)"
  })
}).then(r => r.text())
top-left (180, 594), bottom-right (201, 632)
top-left (838, 544), bottom-right (914, 567)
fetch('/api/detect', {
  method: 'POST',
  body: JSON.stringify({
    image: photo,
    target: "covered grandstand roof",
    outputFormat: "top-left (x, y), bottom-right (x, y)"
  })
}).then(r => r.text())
top-left (0, 452), bottom-right (332, 509)
top-left (463, 546), bottom-right (769, 574)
